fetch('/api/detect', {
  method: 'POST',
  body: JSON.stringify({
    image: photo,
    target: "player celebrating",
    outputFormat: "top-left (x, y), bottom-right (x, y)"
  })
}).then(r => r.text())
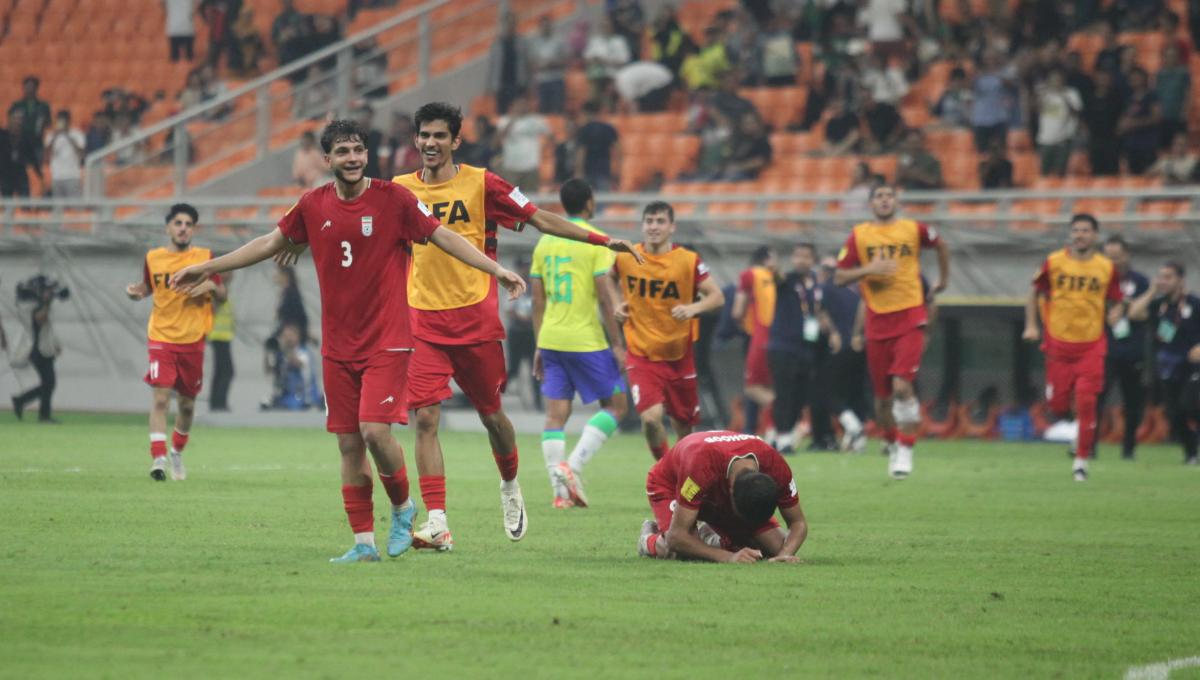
top-left (731, 246), bottom-right (777, 438)
top-left (125, 203), bottom-right (226, 482)
top-left (834, 184), bottom-right (949, 480)
top-left (393, 102), bottom-right (640, 550)
top-left (612, 201), bottom-right (726, 461)
top-left (637, 431), bottom-right (808, 564)
top-left (172, 120), bottom-right (527, 562)
top-left (530, 179), bottom-right (628, 509)
top-left (1023, 214), bottom-right (1123, 481)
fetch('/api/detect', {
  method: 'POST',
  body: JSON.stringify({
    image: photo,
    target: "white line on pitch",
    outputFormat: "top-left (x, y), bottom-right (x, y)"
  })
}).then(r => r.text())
top-left (1125, 655), bottom-right (1200, 680)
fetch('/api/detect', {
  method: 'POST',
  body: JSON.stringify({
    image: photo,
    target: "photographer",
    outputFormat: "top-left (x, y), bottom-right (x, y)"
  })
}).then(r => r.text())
top-left (1129, 261), bottom-right (1200, 465)
top-left (10, 275), bottom-right (67, 423)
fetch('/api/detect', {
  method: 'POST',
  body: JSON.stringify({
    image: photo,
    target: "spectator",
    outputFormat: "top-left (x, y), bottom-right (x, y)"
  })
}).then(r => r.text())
top-left (487, 13), bottom-right (530, 115)
top-left (199, 0), bottom-right (233, 68)
top-left (1094, 22), bottom-right (1123, 76)
top-left (971, 50), bottom-right (1016, 151)
top-left (1119, 67), bottom-right (1162, 174)
top-left (164, 0), bottom-right (197, 62)
top-left (1155, 44), bottom-right (1191, 146)
top-left (8, 77), bottom-right (51, 167)
top-left (649, 6), bottom-right (697, 84)
top-left (1084, 69), bottom-right (1125, 175)
top-left (755, 15), bottom-right (800, 86)
top-left (841, 161), bottom-right (876, 215)
top-left (681, 24), bottom-right (733, 91)
top-left (712, 70), bottom-right (758, 123)
top-left (553, 114), bottom-right (579, 183)
top-left (1, 110), bottom-right (36, 196)
top-left (693, 105), bottom-right (733, 180)
top-left (85, 112), bottom-right (111, 154)
top-left (229, 3), bottom-right (265, 76)
top-left (860, 53), bottom-right (909, 105)
top-left (308, 14), bottom-right (342, 64)
top-left (10, 276), bottom-right (64, 423)
top-left (979, 138), bottom-right (1014, 188)
top-left (609, 0), bottom-right (645, 60)
top-left (859, 90), bottom-right (904, 153)
top-left (896, 129), bottom-right (944, 189)
top-left (292, 130), bottom-right (329, 187)
top-left (272, 0), bottom-right (311, 77)
top-left (381, 111), bottom-right (420, 178)
top-left (179, 69), bottom-right (206, 110)
top-left (932, 66), bottom-right (973, 127)
top-left (43, 111), bottom-right (85, 198)
top-left (721, 112), bottom-right (772, 180)
top-left (266, 323), bottom-right (322, 411)
top-left (110, 113), bottom-right (144, 167)
top-left (207, 270), bottom-right (235, 412)
top-left (458, 114), bottom-right (499, 167)
top-left (820, 96), bottom-right (861, 155)
top-left (614, 60), bottom-right (674, 112)
top-left (1160, 11), bottom-right (1191, 62)
top-left (1111, 0), bottom-right (1164, 31)
top-left (497, 94), bottom-right (551, 191)
top-left (584, 14), bottom-right (633, 111)
top-left (1034, 68), bottom-right (1082, 176)
top-left (1010, 0), bottom-right (1066, 50)
top-left (575, 101), bottom-right (621, 191)
top-left (1064, 51), bottom-right (1095, 105)
top-left (272, 265), bottom-right (309, 346)
top-left (1147, 132), bottom-right (1198, 184)
top-left (529, 16), bottom-right (569, 114)
top-left (858, 0), bottom-right (910, 63)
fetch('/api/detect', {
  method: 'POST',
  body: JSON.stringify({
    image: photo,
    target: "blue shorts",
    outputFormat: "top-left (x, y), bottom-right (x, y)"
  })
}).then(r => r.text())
top-left (540, 348), bottom-right (624, 404)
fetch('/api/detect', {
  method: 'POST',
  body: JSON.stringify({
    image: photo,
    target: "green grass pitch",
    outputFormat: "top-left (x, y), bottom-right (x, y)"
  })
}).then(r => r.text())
top-left (1, 413), bottom-right (1198, 678)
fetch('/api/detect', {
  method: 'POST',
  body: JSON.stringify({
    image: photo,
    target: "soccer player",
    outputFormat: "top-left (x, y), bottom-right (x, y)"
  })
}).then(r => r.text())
top-left (834, 184), bottom-right (949, 480)
top-left (731, 246), bottom-right (777, 438)
top-left (172, 119), bottom-right (527, 562)
top-left (530, 179), bottom-right (628, 509)
top-left (125, 203), bottom-right (226, 482)
top-left (392, 102), bottom-right (640, 550)
top-left (1098, 235), bottom-right (1150, 460)
top-left (1022, 213), bottom-right (1124, 481)
top-left (637, 431), bottom-right (808, 564)
top-left (612, 201), bottom-right (726, 461)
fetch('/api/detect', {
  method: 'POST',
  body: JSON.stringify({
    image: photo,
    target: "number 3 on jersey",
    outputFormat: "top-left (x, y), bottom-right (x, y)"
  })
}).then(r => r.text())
top-left (341, 241), bottom-right (353, 268)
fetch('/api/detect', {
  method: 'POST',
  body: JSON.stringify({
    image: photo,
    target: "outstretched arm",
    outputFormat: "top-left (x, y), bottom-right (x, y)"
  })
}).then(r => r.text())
top-left (429, 226), bottom-right (526, 299)
top-left (526, 209), bottom-right (644, 263)
top-left (173, 228), bottom-right (290, 292)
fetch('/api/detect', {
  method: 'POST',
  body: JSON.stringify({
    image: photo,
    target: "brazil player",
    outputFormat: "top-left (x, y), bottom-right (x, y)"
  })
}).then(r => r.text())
top-left (732, 246), bottom-right (777, 438)
top-left (637, 431), bottom-right (808, 564)
top-left (530, 179), bottom-right (628, 508)
top-left (125, 203), bottom-right (226, 482)
top-left (392, 103), bottom-right (641, 550)
top-left (612, 201), bottom-right (726, 461)
top-left (1023, 214), bottom-right (1124, 481)
top-left (173, 120), bottom-right (527, 562)
top-left (834, 184), bottom-right (949, 480)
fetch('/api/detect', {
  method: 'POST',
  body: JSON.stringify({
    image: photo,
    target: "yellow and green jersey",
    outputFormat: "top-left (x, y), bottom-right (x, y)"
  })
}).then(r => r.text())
top-left (530, 218), bottom-right (615, 352)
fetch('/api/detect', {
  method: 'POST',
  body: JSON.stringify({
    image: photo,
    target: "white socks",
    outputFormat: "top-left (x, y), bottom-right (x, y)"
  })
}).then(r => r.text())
top-left (838, 409), bottom-right (863, 434)
top-left (354, 532), bottom-right (376, 547)
top-left (541, 434), bottom-right (567, 496)
top-left (567, 424), bottom-right (608, 472)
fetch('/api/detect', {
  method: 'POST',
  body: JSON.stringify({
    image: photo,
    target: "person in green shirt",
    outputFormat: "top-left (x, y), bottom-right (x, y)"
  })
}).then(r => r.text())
top-left (531, 179), bottom-right (628, 508)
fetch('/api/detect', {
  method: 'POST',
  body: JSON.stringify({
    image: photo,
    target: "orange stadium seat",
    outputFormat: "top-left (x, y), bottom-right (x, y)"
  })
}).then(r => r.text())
top-left (1073, 197), bottom-right (1127, 214)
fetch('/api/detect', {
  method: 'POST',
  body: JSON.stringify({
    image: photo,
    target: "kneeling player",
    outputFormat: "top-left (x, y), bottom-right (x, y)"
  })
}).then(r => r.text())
top-left (637, 431), bottom-right (808, 564)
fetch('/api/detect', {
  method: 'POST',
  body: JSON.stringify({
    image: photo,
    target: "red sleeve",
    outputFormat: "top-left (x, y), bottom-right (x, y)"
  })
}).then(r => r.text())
top-left (1032, 260), bottom-right (1050, 293)
top-left (917, 221), bottom-right (940, 247)
top-left (142, 257), bottom-right (151, 287)
top-left (1106, 270), bottom-right (1123, 301)
top-left (738, 268), bottom-right (754, 293)
top-left (483, 170), bottom-right (538, 230)
top-left (836, 233), bottom-right (860, 269)
top-left (695, 254), bottom-right (710, 284)
top-left (211, 273), bottom-right (223, 285)
top-left (277, 196), bottom-right (309, 245)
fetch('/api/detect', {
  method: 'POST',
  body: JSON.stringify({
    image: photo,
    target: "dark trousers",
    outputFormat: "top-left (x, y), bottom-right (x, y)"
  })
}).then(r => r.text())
top-left (209, 340), bottom-right (234, 410)
top-left (1098, 356), bottom-right (1145, 455)
top-left (169, 35), bottom-right (195, 61)
top-left (813, 347), bottom-right (870, 443)
top-left (768, 348), bottom-right (812, 434)
top-left (1162, 372), bottom-right (1200, 461)
top-left (14, 349), bottom-right (56, 420)
top-left (506, 328), bottom-right (540, 411)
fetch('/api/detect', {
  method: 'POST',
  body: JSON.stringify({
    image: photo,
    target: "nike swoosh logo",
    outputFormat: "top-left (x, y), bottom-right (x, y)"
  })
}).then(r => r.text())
top-left (321, 220), bottom-right (332, 230)
top-left (380, 396), bottom-right (395, 405)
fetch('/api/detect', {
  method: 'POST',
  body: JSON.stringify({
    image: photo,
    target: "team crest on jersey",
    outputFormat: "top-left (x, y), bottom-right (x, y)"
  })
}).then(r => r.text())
top-left (680, 477), bottom-right (701, 502)
top-left (361, 216), bottom-right (373, 237)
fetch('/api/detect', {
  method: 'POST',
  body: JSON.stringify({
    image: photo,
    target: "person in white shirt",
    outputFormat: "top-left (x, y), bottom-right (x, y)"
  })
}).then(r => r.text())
top-left (859, 53), bottom-right (909, 105)
top-left (1035, 68), bottom-right (1082, 177)
top-left (498, 95), bottom-right (552, 192)
top-left (858, 0), bottom-right (911, 63)
top-left (43, 111), bottom-right (85, 198)
top-left (163, 0), bottom-right (196, 62)
top-left (584, 15), bottom-right (632, 110)
top-left (529, 16), bottom-right (569, 114)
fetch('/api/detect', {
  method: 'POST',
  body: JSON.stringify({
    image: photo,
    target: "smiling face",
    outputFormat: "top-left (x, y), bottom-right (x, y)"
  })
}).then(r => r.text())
top-left (325, 134), bottom-right (367, 185)
top-left (641, 209), bottom-right (675, 248)
top-left (870, 185), bottom-right (897, 220)
top-left (1069, 218), bottom-right (1098, 253)
top-left (415, 118), bottom-right (460, 174)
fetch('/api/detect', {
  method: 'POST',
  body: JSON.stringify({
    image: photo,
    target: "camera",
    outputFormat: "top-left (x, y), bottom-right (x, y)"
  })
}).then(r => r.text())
top-left (16, 274), bottom-right (70, 303)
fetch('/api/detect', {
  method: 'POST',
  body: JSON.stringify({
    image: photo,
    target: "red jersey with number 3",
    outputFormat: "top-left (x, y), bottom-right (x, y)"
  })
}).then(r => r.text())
top-left (653, 431), bottom-right (799, 521)
top-left (277, 179), bottom-right (441, 361)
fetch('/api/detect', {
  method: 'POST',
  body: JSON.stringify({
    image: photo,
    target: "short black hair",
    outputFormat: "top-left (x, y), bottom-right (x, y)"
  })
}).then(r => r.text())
top-left (23, 75), bottom-right (38, 87)
top-left (1071, 213), bottom-right (1099, 231)
top-left (751, 245), bottom-right (772, 265)
top-left (731, 470), bottom-right (778, 526)
top-left (870, 182), bottom-right (896, 199)
top-left (559, 178), bottom-right (593, 216)
top-left (950, 66), bottom-right (966, 80)
top-left (319, 119), bottom-right (368, 154)
top-left (643, 200), bottom-right (674, 222)
top-left (1163, 260), bottom-right (1186, 278)
top-left (1104, 234), bottom-right (1128, 251)
top-left (166, 203), bottom-right (199, 225)
top-left (56, 109), bottom-right (70, 120)
top-left (414, 102), bottom-right (463, 138)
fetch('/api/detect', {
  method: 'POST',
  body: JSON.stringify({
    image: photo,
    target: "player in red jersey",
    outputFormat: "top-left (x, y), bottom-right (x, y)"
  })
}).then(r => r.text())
top-left (391, 103), bottom-right (641, 551)
top-left (172, 120), bottom-right (527, 563)
top-left (637, 431), bottom-right (808, 564)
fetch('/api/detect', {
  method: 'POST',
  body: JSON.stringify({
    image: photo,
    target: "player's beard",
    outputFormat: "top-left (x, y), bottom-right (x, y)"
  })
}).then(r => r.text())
top-left (334, 165), bottom-right (364, 186)
top-left (172, 236), bottom-right (191, 249)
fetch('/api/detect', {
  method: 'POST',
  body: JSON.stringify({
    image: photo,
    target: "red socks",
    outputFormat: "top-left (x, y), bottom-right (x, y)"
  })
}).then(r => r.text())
top-left (379, 468), bottom-right (410, 506)
top-left (419, 475), bottom-right (446, 512)
top-left (897, 432), bottom-right (917, 447)
top-left (492, 448), bottom-right (519, 482)
top-left (650, 442), bottom-right (668, 460)
top-left (150, 433), bottom-right (167, 459)
top-left (884, 427), bottom-right (898, 444)
top-left (341, 484), bottom-right (374, 533)
top-left (171, 430), bottom-right (189, 453)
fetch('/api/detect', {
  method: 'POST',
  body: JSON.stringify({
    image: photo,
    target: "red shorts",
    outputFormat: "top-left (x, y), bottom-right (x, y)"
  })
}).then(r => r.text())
top-left (145, 343), bottom-right (205, 399)
top-left (645, 467), bottom-right (780, 551)
top-left (866, 329), bottom-right (926, 398)
top-left (626, 350), bottom-right (700, 426)
top-left (407, 338), bottom-right (507, 414)
top-left (323, 351), bottom-right (411, 434)
top-left (1045, 348), bottom-right (1105, 415)
top-left (744, 340), bottom-right (771, 387)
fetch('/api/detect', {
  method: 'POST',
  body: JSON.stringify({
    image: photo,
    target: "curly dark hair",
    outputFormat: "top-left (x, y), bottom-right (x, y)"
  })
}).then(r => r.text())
top-left (414, 102), bottom-right (464, 138)
top-left (319, 119), bottom-right (368, 154)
